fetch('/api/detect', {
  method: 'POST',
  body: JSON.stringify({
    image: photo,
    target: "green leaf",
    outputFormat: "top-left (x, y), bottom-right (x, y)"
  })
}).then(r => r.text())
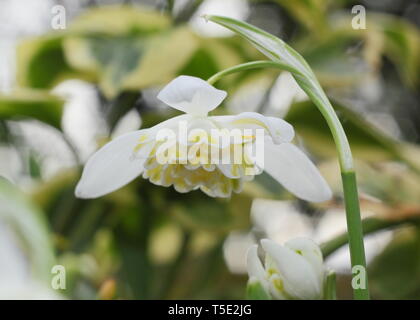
top-left (205, 15), bottom-right (311, 78)
top-left (0, 177), bottom-right (55, 281)
top-left (369, 228), bottom-right (420, 299)
top-left (285, 100), bottom-right (400, 162)
top-left (331, 12), bottom-right (420, 86)
top-left (121, 27), bottom-right (199, 94)
top-left (17, 7), bottom-right (258, 99)
top-left (0, 90), bottom-right (64, 129)
top-left (274, 0), bottom-right (329, 34)
top-left (285, 99), bottom-right (420, 176)
top-left (63, 26), bottom-right (198, 98)
top-left (16, 5), bottom-right (172, 95)
top-left (17, 34), bottom-right (81, 89)
top-left (63, 34), bottom-right (148, 98)
top-left (180, 37), bottom-right (248, 81)
top-left (380, 16), bottom-right (420, 86)
top-left (68, 5), bottom-right (170, 36)
top-left (299, 31), bottom-right (367, 87)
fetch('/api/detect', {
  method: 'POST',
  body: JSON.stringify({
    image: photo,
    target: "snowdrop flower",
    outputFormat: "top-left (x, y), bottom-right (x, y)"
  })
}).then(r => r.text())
top-left (75, 75), bottom-right (331, 201)
top-left (247, 238), bottom-right (325, 300)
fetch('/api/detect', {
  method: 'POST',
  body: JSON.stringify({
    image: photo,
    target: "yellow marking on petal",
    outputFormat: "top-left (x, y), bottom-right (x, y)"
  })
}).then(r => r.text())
top-left (133, 143), bottom-right (145, 153)
top-left (272, 277), bottom-right (284, 293)
top-left (267, 268), bottom-right (278, 277)
top-left (133, 135), bottom-right (149, 153)
top-left (138, 134), bottom-right (148, 142)
top-left (231, 118), bottom-right (269, 131)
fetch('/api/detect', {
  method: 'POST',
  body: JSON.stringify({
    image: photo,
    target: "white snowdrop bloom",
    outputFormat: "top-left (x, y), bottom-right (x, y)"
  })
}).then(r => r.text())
top-left (75, 76), bottom-right (331, 201)
top-left (247, 238), bottom-right (325, 300)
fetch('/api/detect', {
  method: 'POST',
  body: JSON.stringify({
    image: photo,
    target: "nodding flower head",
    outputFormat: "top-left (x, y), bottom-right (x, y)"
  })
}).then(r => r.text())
top-left (75, 75), bottom-right (331, 201)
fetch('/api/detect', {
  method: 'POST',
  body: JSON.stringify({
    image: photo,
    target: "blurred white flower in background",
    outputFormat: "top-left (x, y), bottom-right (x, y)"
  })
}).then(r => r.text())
top-left (228, 72), bottom-right (308, 119)
top-left (251, 199), bottom-right (313, 243)
top-left (54, 80), bottom-right (108, 162)
top-left (223, 232), bottom-right (255, 274)
top-left (0, 178), bottom-right (60, 299)
top-left (228, 75), bottom-right (275, 114)
top-left (267, 72), bottom-right (308, 116)
top-left (0, 147), bottom-right (21, 184)
top-left (0, 222), bottom-right (60, 299)
top-left (111, 109), bottom-right (142, 140)
top-left (190, 0), bottom-right (249, 37)
top-left (7, 120), bottom-right (76, 184)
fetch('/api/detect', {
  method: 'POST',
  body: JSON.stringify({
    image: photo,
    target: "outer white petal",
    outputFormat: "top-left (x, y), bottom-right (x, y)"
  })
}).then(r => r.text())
top-left (211, 112), bottom-right (294, 143)
top-left (246, 245), bottom-right (271, 295)
top-left (75, 130), bottom-right (153, 199)
top-left (246, 245), bottom-right (266, 281)
top-left (285, 237), bottom-right (324, 287)
top-left (263, 139), bottom-right (332, 202)
top-left (261, 239), bottom-right (321, 300)
top-left (157, 75), bottom-right (227, 116)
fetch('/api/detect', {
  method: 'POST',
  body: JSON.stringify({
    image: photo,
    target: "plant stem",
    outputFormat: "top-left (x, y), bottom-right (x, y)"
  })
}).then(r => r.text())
top-left (299, 77), bottom-right (368, 299)
top-left (208, 60), bottom-right (369, 299)
top-left (324, 271), bottom-right (337, 300)
top-left (341, 171), bottom-right (369, 299)
top-left (207, 60), bottom-right (301, 85)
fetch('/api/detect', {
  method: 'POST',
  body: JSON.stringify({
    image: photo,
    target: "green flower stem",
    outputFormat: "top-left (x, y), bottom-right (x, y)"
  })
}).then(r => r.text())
top-left (207, 61), bottom-right (301, 85)
top-left (324, 271), bottom-right (337, 300)
top-left (341, 171), bottom-right (369, 299)
top-left (208, 60), bottom-right (369, 299)
top-left (321, 216), bottom-right (420, 258)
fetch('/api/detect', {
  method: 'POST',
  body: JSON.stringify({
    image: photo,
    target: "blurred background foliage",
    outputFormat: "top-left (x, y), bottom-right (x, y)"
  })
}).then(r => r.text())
top-left (0, 0), bottom-right (420, 299)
